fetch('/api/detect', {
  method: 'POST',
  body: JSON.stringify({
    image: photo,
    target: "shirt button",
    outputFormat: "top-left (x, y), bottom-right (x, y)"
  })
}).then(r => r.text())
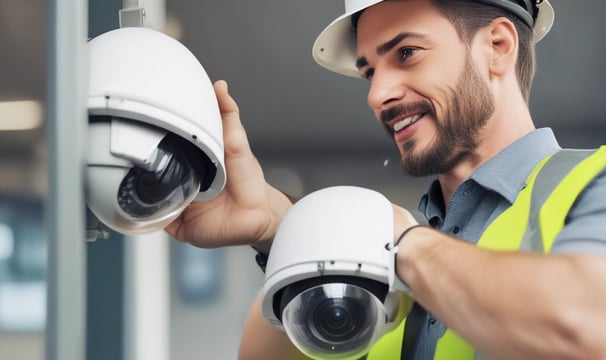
top-left (453, 226), bottom-right (460, 234)
top-left (429, 218), bottom-right (442, 228)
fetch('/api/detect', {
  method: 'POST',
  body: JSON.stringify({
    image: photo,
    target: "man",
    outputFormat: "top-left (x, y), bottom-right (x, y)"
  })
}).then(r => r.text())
top-left (166, 0), bottom-right (606, 359)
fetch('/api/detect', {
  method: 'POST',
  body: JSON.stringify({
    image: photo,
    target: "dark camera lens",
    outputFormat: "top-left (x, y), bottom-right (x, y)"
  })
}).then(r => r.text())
top-left (309, 298), bottom-right (365, 343)
top-left (117, 147), bottom-right (199, 219)
top-left (323, 306), bottom-right (349, 330)
top-left (134, 151), bottom-right (188, 204)
top-left (134, 170), bottom-right (175, 204)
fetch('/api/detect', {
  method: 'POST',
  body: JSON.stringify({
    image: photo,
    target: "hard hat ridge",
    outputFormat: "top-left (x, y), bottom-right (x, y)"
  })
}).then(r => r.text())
top-left (476, 0), bottom-right (537, 29)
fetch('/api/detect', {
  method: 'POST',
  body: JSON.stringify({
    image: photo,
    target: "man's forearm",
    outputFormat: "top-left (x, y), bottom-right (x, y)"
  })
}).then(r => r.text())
top-left (397, 226), bottom-right (606, 360)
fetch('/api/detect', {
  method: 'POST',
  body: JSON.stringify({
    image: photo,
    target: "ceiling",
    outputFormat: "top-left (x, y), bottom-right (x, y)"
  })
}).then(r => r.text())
top-left (0, 0), bottom-right (605, 170)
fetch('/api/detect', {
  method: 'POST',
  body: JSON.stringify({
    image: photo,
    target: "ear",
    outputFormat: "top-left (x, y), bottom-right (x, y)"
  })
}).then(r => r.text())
top-left (488, 17), bottom-right (518, 78)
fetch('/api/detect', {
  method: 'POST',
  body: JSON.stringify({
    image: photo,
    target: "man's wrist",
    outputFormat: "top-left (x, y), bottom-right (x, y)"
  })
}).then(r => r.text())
top-left (391, 225), bottom-right (432, 295)
top-left (252, 187), bottom-right (296, 272)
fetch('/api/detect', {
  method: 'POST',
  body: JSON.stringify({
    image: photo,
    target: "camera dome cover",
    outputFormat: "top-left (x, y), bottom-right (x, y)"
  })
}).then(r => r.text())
top-left (282, 283), bottom-right (389, 359)
top-left (88, 27), bottom-right (225, 201)
top-left (86, 27), bottom-right (226, 235)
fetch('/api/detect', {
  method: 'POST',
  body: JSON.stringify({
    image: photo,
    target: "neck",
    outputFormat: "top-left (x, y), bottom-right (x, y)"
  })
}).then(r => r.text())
top-left (437, 91), bottom-right (535, 205)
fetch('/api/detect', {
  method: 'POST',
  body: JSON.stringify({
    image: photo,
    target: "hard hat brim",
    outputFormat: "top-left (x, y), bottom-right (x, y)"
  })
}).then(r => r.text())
top-left (312, 0), bottom-right (554, 78)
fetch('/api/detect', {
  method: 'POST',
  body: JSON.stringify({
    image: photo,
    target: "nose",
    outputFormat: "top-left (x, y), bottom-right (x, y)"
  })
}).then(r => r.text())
top-left (366, 68), bottom-right (407, 111)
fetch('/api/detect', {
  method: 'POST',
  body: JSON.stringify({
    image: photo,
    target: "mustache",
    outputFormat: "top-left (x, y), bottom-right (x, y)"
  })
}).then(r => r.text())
top-left (380, 101), bottom-right (435, 125)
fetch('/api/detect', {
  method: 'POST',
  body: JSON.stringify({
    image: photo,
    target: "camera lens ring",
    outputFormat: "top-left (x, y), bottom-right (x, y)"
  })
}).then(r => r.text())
top-left (117, 144), bottom-right (200, 219)
top-left (281, 282), bottom-right (388, 359)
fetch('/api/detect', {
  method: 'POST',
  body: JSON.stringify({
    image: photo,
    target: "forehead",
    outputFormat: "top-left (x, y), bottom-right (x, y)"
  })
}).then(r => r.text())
top-left (356, 0), bottom-right (457, 51)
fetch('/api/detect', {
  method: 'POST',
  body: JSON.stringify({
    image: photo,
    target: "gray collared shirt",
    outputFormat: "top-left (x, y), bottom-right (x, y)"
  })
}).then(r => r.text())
top-left (408, 128), bottom-right (606, 359)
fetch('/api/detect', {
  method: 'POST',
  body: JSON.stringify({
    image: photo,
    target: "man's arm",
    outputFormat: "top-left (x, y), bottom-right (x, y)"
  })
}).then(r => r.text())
top-left (396, 225), bottom-right (606, 360)
top-left (166, 80), bottom-right (300, 358)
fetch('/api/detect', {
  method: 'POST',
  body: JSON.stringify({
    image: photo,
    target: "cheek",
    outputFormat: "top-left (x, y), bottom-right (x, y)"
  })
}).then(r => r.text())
top-left (415, 52), bottom-right (465, 98)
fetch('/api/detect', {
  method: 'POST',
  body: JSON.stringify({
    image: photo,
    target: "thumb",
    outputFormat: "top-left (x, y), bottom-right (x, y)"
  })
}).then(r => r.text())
top-left (213, 80), bottom-right (251, 157)
top-left (214, 80), bottom-right (239, 114)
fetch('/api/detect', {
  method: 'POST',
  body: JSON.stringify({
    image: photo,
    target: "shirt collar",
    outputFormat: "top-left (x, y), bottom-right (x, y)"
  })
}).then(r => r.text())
top-left (471, 128), bottom-right (561, 203)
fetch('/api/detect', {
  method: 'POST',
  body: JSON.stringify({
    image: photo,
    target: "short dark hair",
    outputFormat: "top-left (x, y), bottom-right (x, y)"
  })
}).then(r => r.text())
top-left (430, 0), bottom-right (536, 103)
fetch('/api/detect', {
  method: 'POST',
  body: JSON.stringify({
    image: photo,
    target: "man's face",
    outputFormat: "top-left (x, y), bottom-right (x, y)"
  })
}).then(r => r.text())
top-left (356, 0), bottom-right (495, 177)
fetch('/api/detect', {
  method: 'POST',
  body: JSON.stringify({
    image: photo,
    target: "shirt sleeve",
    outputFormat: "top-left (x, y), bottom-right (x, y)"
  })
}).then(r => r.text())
top-left (551, 168), bottom-right (606, 256)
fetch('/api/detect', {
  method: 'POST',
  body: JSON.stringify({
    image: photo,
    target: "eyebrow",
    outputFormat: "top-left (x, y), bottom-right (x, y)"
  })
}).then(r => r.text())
top-left (355, 32), bottom-right (427, 70)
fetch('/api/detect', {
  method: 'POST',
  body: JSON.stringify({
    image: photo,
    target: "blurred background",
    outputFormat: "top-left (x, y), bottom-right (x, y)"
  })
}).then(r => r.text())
top-left (0, 0), bottom-right (604, 359)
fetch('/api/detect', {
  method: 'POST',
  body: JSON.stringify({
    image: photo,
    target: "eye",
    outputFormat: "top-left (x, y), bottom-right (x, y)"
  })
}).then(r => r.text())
top-left (398, 47), bottom-right (418, 62)
top-left (362, 68), bottom-right (374, 81)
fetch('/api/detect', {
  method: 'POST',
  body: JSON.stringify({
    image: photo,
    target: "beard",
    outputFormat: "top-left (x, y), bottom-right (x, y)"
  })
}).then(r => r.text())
top-left (382, 53), bottom-right (495, 177)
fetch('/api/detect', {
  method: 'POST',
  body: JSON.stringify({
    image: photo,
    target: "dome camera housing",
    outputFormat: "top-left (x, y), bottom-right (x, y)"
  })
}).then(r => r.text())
top-left (261, 186), bottom-right (413, 360)
top-left (86, 27), bottom-right (226, 235)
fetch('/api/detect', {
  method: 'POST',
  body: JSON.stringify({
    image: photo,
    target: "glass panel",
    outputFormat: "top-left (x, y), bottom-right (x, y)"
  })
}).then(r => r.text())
top-left (0, 201), bottom-right (47, 333)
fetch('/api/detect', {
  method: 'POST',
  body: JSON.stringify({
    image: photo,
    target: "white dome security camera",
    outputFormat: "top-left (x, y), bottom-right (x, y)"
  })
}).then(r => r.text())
top-left (86, 27), bottom-right (226, 235)
top-left (261, 186), bottom-right (414, 360)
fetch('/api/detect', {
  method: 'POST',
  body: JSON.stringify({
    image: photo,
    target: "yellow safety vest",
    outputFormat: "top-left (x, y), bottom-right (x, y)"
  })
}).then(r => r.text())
top-left (366, 146), bottom-right (606, 360)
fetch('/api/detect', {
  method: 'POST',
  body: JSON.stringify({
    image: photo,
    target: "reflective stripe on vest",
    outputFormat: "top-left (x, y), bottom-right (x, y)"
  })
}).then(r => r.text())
top-left (366, 146), bottom-right (606, 360)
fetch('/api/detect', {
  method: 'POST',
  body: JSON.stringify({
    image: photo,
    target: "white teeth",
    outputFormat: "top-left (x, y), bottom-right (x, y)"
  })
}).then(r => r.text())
top-left (393, 114), bottom-right (422, 132)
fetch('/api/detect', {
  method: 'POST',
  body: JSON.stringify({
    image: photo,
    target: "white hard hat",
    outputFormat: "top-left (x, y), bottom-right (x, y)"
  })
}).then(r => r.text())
top-left (312, 0), bottom-right (555, 78)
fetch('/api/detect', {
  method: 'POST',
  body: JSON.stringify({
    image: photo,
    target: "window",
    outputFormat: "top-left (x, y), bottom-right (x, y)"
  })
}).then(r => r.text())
top-left (0, 200), bottom-right (46, 332)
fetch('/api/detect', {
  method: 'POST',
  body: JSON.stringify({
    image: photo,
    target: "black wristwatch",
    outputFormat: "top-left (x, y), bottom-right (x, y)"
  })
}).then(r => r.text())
top-left (253, 248), bottom-right (269, 273)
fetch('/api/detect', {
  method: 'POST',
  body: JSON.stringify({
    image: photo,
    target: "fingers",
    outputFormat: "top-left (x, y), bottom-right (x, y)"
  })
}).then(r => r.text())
top-left (164, 217), bottom-right (184, 242)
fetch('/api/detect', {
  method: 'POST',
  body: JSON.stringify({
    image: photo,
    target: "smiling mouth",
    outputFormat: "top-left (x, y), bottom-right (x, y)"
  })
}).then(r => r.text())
top-left (393, 113), bottom-right (425, 132)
